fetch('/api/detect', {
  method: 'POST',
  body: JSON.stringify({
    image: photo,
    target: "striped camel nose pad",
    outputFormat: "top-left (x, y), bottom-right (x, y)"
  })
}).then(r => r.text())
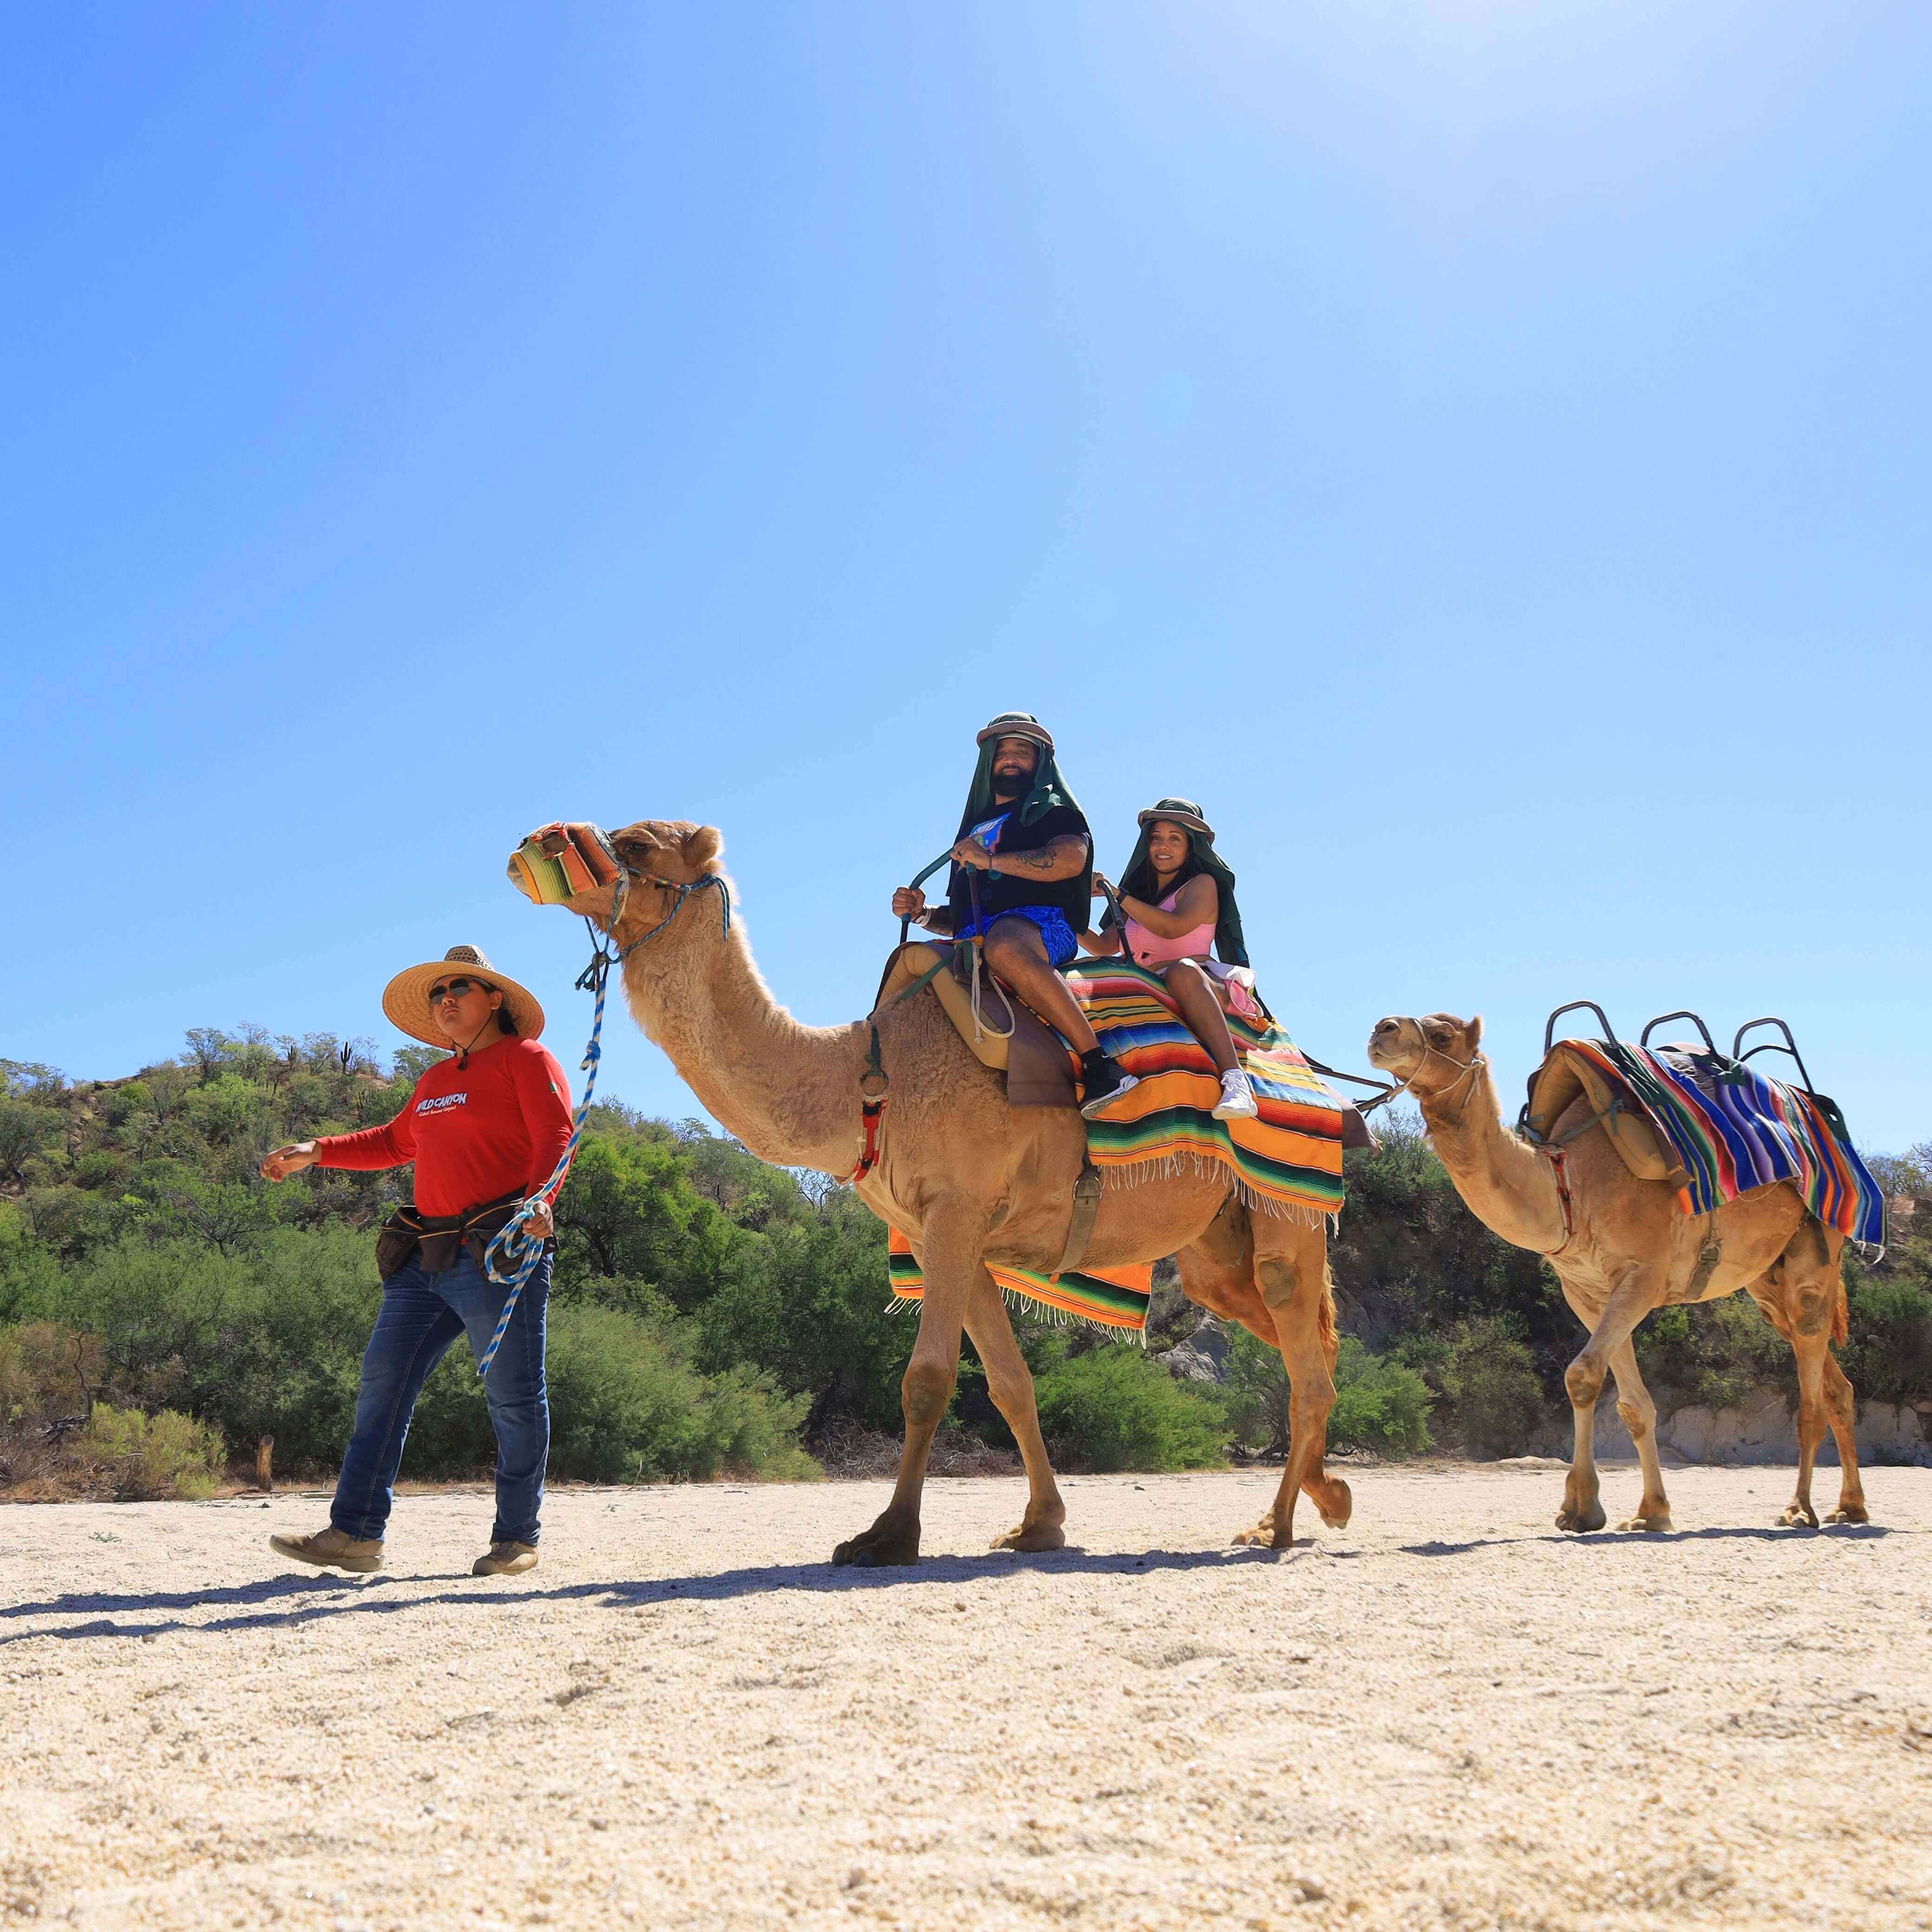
top-left (507, 822), bottom-right (624, 906)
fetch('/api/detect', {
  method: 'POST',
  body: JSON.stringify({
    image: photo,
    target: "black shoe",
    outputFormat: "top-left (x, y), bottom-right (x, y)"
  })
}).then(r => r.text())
top-left (1079, 1054), bottom-right (1139, 1119)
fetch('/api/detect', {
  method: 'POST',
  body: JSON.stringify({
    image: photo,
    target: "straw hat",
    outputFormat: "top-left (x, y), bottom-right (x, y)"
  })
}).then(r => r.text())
top-left (381, 945), bottom-right (546, 1049)
top-left (1136, 796), bottom-right (1216, 842)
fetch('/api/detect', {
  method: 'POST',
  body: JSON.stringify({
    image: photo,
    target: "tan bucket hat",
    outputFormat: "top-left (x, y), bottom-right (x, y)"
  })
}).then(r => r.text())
top-left (1136, 796), bottom-right (1215, 842)
top-left (381, 945), bottom-right (546, 1049)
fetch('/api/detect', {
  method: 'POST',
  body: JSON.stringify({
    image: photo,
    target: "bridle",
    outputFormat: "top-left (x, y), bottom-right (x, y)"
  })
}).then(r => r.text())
top-left (1383, 1029), bottom-right (1488, 1115)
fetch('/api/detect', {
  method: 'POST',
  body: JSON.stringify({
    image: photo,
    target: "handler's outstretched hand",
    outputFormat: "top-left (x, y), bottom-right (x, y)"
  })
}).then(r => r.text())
top-left (261, 1142), bottom-right (318, 1182)
top-left (524, 1195), bottom-right (555, 1242)
top-left (891, 886), bottom-right (927, 921)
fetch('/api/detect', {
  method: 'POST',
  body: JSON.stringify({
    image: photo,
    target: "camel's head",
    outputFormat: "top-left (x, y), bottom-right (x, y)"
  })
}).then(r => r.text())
top-left (1366, 1012), bottom-right (1484, 1095)
top-left (507, 817), bottom-right (726, 950)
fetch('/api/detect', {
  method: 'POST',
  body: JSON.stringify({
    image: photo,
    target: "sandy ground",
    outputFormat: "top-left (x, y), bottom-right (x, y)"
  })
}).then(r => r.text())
top-left (3, 1465), bottom-right (1930, 1932)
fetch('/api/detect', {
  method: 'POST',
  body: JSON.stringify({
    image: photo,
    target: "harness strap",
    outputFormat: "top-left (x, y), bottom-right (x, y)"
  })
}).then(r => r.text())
top-left (848, 1022), bottom-right (890, 1184)
top-left (1052, 1156), bottom-right (1105, 1280)
top-left (1540, 1146), bottom-right (1578, 1258)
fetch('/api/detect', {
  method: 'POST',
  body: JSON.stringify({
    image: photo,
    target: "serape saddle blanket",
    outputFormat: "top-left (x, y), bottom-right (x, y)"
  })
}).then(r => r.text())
top-left (1064, 961), bottom-right (1349, 1224)
top-left (1553, 1038), bottom-right (1886, 1246)
top-left (887, 1230), bottom-right (1154, 1336)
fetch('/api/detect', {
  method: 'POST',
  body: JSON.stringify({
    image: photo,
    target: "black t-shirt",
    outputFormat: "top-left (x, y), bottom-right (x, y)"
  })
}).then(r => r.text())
top-left (946, 802), bottom-right (1092, 931)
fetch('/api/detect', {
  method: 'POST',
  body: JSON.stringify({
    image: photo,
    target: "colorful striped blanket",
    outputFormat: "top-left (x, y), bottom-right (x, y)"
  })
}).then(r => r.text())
top-left (1553, 1038), bottom-right (1886, 1246)
top-left (887, 1231), bottom-right (1154, 1336)
top-left (1064, 961), bottom-right (1349, 1224)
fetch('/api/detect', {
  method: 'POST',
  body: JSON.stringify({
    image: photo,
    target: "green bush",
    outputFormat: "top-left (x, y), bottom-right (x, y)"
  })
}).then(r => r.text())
top-left (1032, 1344), bottom-right (1226, 1473)
top-left (1431, 1317), bottom-right (1545, 1458)
top-left (1221, 1327), bottom-right (1432, 1456)
top-left (78, 1403), bottom-right (225, 1500)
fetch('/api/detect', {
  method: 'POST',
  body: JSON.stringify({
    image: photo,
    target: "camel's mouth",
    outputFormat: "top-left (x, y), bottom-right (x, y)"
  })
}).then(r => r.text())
top-left (508, 822), bottom-right (625, 910)
top-left (1365, 1017), bottom-right (1414, 1071)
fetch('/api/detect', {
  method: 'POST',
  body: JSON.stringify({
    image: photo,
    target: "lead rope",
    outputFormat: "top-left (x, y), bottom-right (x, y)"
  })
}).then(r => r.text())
top-left (475, 867), bottom-right (729, 1376)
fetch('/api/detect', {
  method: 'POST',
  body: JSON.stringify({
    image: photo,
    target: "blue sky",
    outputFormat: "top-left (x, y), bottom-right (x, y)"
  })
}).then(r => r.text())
top-left (3, 5), bottom-right (1927, 1153)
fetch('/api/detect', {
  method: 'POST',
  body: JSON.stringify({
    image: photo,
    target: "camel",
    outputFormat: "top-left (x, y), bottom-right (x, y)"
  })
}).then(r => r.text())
top-left (1365, 1012), bottom-right (1867, 1534)
top-left (517, 816), bottom-right (1355, 1561)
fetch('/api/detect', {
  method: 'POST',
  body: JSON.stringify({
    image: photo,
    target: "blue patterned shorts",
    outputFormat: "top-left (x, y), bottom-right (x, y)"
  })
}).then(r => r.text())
top-left (954, 904), bottom-right (1079, 969)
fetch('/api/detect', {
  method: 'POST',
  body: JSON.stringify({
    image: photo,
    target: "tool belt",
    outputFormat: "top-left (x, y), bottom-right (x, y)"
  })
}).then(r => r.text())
top-left (374, 1190), bottom-right (529, 1280)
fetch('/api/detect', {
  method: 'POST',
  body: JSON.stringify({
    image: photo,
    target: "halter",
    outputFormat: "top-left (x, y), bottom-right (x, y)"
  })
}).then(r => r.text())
top-left (1384, 1027), bottom-right (1488, 1115)
top-left (473, 859), bottom-right (731, 1377)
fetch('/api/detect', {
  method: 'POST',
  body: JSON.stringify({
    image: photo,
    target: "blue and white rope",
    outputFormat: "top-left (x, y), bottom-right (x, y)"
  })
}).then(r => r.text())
top-left (475, 869), bottom-right (731, 1377)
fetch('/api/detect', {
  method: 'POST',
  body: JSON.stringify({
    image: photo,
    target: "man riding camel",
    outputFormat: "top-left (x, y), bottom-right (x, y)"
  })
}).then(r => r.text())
top-left (891, 712), bottom-right (1137, 1117)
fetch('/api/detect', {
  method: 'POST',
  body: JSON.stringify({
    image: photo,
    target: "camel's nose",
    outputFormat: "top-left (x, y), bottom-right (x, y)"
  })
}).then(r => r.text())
top-left (1370, 1017), bottom-right (1400, 1040)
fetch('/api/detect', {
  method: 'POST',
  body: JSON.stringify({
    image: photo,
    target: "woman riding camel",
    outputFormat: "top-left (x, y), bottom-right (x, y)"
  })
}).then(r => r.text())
top-left (258, 945), bottom-right (572, 1578)
top-left (1081, 797), bottom-right (1259, 1122)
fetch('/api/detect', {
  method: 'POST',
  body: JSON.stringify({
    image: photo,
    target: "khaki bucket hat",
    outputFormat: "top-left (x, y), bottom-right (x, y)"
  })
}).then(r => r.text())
top-left (381, 945), bottom-right (546, 1049)
top-left (1136, 796), bottom-right (1216, 842)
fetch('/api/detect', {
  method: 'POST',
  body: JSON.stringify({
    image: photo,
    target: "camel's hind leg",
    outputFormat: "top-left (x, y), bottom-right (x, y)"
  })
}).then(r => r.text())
top-left (966, 1265), bottom-right (1067, 1553)
top-left (1606, 1338), bottom-right (1672, 1531)
top-left (1178, 1219), bottom-right (1349, 1549)
top-left (1753, 1219), bottom-right (1866, 1528)
top-left (1237, 1215), bottom-right (1345, 1550)
top-left (833, 1193), bottom-right (983, 1568)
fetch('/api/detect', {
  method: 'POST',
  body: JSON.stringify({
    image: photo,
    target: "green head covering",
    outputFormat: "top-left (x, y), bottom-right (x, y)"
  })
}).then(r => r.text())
top-left (1109, 796), bottom-right (1249, 967)
top-left (957, 713), bottom-right (1083, 835)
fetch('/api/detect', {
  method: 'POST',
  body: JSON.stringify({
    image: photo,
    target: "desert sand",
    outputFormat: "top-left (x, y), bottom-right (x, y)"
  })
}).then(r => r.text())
top-left (3, 1463), bottom-right (1929, 1930)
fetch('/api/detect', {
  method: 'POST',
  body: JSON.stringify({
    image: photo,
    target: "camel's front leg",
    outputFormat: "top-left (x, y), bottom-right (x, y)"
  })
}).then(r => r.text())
top-left (1558, 1265), bottom-right (1664, 1534)
top-left (1819, 1351), bottom-right (1869, 1525)
top-left (1233, 1233), bottom-right (1343, 1550)
top-left (965, 1265), bottom-right (1066, 1553)
top-left (1606, 1338), bottom-right (1671, 1531)
top-left (833, 1194), bottom-right (983, 1568)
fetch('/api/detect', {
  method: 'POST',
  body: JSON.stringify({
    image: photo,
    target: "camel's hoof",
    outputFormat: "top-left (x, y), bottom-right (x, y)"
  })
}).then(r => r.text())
top-left (1555, 1502), bottom-right (1607, 1534)
top-left (1617, 1514), bottom-right (1672, 1534)
top-left (1777, 1503), bottom-right (1820, 1530)
top-left (832, 1529), bottom-right (920, 1567)
top-left (1232, 1518), bottom-right (1293, 1550)
top-left (1825, 1506), bottom-right (1870, 1526)
top-left (990, 1523), bottom-right (1066, 1553)
top-left (1312, 1478), bottom-right (1353, 1530)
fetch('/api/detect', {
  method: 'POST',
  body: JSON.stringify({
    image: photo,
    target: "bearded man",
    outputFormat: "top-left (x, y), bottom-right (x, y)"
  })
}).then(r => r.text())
top-left (891, 712), bottom-right (1137, 1117)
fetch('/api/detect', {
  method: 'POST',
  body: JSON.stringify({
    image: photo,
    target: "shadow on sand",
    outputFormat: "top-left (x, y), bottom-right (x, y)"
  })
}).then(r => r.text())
top-left (1399, 1521), bottom-right (1894, 1558)
top-left (1, 1541), bottom-right (1310, 1645)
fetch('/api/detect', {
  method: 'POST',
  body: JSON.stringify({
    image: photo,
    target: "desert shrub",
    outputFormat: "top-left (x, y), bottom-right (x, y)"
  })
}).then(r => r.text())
top-left (77, 1403), bottom-right (225, 1500)
top-left (0, 1320), bottom-right (107, 1428)
top-left (1031, 1344), bottom-right (1226, 1473)
top-left (1425, 1316), bottom-right (1546, 1458)
top-left (1841, 1262), bottom-right (1932, 1409)
top-left (1221, 1327), bottom-right (1432, 1456)
top-left (546, 1303), bottom-right (816, 1482)
top-left (1632, 1294), bottom-right (1793, 1414)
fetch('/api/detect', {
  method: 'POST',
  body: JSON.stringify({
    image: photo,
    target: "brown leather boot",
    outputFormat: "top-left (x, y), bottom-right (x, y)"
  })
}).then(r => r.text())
top-left (268, 1525), bottom-right (384, 1573)
top-left (472, 1541), bottom-right (538, 1576)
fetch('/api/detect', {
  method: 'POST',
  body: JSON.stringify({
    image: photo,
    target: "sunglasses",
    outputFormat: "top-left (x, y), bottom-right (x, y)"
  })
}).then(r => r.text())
top-left (428, 977), bottom-right (495, 1005)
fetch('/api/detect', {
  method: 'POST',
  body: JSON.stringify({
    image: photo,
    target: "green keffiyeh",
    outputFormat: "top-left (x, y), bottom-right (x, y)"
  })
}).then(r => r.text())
top-left (956, 712), bottom-right (1083, 835)
top-left (1108, 796), bottom-right (1249, 968)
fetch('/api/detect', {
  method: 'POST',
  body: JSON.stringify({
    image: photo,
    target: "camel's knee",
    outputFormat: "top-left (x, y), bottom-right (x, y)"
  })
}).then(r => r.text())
top-left (901, 1359), bottom-right (955, 1429)
top-left (984, 1369), bottom-right (1037, 1422)
top-left (1257, 1256), bottom-right (1299, 1314)
top-left (1792, 1291), bottom-right (1835, 1338)
top-left (1565, 1354), bottom-right (1606, 1410)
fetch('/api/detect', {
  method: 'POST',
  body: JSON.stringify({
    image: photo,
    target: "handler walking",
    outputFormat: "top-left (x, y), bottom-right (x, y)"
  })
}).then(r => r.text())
top-left (261, 945), bottom-right (571, 1577)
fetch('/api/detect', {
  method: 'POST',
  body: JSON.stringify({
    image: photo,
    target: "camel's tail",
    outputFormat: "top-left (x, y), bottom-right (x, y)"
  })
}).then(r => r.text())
top-left (1318, 1265), bottom-right (1338, 1361)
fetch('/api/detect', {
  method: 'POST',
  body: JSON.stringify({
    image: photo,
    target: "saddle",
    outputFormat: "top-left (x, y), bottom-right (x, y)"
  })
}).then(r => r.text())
top-left (1521, 1044), bottom-right (1684, 1186)
top-left (873, 942), bottom-right (1078, 1107)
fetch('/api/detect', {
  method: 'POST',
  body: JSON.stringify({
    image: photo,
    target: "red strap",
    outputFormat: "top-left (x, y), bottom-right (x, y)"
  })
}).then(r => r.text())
top-left (1543, 1146), bottom-right (1577, 1257)
top-left (849, 1097), bottom-right (886, 1184)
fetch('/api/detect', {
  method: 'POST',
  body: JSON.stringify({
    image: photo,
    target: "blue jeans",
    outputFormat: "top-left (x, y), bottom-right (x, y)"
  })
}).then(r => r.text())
top-left (331, 1247), bottom-right (551, 1547)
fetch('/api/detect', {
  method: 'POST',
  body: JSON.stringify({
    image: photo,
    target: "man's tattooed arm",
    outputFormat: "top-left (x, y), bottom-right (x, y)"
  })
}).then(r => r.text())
top-left (992, 833), bottom-right (1089, 881)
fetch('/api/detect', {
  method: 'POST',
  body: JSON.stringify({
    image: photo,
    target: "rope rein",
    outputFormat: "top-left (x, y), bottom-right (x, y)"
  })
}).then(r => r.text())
top-left (473, 867), bottom-right (730, 1377)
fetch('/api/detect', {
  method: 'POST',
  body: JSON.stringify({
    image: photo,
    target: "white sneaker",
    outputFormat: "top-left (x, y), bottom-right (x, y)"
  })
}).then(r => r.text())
top-left (1212, 1069), bottom-right (1259, 1121)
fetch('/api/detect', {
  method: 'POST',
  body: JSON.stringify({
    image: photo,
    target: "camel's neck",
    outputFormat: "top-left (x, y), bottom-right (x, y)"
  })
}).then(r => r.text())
top-left (1417, 1063), bottom-right (1568, 1256)
top-left (617, 898), bottom-right (862, 1175)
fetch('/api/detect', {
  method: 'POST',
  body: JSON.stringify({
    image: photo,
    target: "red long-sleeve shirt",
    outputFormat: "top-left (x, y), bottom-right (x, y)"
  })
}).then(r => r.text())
top-left (315, 1037), bottom-right (574, 1216)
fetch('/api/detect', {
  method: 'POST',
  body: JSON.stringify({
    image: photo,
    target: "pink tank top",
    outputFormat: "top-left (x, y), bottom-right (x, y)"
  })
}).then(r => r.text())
top-left (1123, 890), bottom-right (1215, 968)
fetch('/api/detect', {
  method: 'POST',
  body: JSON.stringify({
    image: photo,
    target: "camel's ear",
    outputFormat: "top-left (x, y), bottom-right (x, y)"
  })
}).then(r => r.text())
top-left (1467, 1014), bottom-right (1484, 1052)
top-left (681, 824), bottom-right (723, 873)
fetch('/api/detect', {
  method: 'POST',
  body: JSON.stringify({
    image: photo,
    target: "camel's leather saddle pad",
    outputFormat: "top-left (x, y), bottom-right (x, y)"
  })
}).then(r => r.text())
top-left (1522, 1045), bottom-right (1684, 1185)
top-left (873, 943), bottom-right (1078, 1109)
